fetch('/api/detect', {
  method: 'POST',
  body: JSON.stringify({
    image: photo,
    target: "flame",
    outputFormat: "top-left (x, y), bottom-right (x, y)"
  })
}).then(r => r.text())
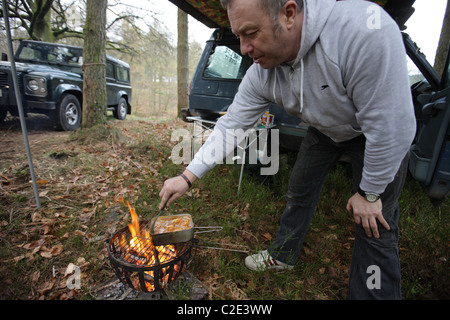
top-left (127, 201), bottom-right (140, 236)
top-left (120, 201), bottom-right (181, 292)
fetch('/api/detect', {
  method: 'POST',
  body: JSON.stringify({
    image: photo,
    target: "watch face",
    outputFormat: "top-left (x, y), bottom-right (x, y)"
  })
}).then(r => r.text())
top-left (366, 194), bottom-right (378, 202)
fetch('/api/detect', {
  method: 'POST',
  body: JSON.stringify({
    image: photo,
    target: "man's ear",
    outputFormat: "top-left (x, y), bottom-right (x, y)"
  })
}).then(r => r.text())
top-left (283, 1), bottom-right (298, 30)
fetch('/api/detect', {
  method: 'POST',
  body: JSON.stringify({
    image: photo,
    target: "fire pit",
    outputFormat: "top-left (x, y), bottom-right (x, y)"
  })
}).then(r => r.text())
top-left (107, 204), bottom-right (193, 293)
top-left (107, 202), bottom-right (248, 294)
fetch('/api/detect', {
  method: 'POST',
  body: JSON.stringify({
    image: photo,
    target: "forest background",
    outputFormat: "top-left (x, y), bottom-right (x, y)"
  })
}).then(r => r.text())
top-left (0, 0), bottom-right (205, 119)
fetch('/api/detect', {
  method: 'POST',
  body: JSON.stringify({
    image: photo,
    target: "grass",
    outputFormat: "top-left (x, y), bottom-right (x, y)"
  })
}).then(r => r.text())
top-left (0, 116), bottom-right (448, 300)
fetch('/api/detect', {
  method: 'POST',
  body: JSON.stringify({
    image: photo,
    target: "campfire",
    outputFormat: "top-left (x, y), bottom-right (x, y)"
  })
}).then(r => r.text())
top-left (107, 202), bottom-right (192, 293)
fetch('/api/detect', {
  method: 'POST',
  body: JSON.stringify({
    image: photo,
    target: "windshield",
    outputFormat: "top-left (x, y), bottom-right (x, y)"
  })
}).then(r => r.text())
top-left (407, 55), bottom-right (425, 85)
top-left (203, 44), bottom-right (252, 80)
top-left (16, 42), bottom-right (83, 66)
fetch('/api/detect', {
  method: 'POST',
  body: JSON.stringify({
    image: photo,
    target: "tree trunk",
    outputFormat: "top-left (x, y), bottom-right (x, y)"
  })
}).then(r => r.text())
top-left (434, 0), bottom-right (450, 76)
top-left (177, 8), bottom-right (189, 117)
top-left (27, 0), bottom-right (55, 41)
top-left (82, 0), bottom-right (107, 128)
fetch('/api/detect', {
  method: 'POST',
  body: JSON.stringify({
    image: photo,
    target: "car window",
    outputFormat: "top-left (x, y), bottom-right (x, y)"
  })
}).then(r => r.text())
top-left (48, 47), bottom-right (82, 65)
top-left (407, 55), bottom-right (425, 85)
top-left (106, 62), bottom-right (115, 78)
top-left (116, 66), bottom-right (130, 82)
top-left (203, 44), bottom-right (252, 80)
top-left (18, 46), bottom-right (42, 60)
top-left (17, 43), bottom-right (83, 65)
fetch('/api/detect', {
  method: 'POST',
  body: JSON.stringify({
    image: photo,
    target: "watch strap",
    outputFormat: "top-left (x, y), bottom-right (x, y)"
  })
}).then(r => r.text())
top-left (357, 187), bottom-right (380, 202)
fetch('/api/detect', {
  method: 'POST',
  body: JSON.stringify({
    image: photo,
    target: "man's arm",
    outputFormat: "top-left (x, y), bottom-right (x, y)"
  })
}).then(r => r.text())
top-left (342, 9), bottom-right (415, 237)
top-left (158, 65), bottom-right (270, 209)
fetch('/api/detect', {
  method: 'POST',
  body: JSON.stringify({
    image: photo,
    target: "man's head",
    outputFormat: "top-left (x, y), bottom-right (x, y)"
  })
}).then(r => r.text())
top-left (220, 0), bottom-right (304, 69)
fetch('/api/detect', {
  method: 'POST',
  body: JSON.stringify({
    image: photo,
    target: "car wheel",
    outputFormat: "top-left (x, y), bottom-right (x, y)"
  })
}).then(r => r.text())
top-left (113, 97), bottom-right (127, 120)
top-left (55, 94), bottom-right (81, 131)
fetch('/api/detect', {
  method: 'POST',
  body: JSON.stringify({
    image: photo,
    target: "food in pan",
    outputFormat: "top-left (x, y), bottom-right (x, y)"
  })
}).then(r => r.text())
top-left (150, 214), bottom-right (193, 234)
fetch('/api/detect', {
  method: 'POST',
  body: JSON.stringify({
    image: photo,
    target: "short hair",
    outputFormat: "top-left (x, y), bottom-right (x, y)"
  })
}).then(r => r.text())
top-left (220, 0), bottom-right (304, 22)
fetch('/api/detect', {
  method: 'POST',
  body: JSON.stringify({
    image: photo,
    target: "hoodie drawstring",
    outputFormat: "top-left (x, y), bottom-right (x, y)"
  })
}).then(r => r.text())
top-left (273, 71), bottom-right (278, 102)
top-left (300, 58), bottom-right (304, 113)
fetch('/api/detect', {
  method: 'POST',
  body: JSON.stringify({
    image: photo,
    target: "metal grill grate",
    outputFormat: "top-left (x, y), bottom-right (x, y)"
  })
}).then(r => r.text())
top-left (107, 221), bottom-right (193, 293)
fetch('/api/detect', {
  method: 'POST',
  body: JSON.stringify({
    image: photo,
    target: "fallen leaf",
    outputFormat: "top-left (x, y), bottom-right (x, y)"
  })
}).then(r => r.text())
top-left (37, 279), bottom-right (55, 295)
top-left (40, 251), bottom-right (52, 258)
top-left (39, 190), bottom-right (49, 197)
top-left (261, 233), bottom-right (273, 241)
top-left (74, 230), bottom-right (85, 237)
top-left (43, 225), bottom-right (52, 235)
top-left (23, 239), bottom-right (45, 250)
top-left (53, 195), bottom-right (71, 200)
top-left (324, 233), bottom-right (337, 240)
top-left (14, 255), bottom-right (25, 262)
top-left (31, 270), bottom-right (40, 283)
top-left (50, 244), bottom-right (63, 257)
top-left (31, 212), bottom-right (42, 222)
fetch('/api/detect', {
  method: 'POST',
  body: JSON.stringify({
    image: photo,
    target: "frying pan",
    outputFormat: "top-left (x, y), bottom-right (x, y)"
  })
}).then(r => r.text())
top-left (150, 213), bottom-right (222, 246)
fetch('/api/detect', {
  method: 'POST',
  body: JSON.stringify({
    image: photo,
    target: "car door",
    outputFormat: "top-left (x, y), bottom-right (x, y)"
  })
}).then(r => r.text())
top-left (106, 60), bottom-right (117, 106)
top-left (409, 45), bottom-right (450, 203)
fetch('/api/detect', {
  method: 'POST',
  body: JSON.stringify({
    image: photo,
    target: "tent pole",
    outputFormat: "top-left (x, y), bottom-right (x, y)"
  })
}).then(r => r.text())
top-left (2, 0), bottom-right (41, 210)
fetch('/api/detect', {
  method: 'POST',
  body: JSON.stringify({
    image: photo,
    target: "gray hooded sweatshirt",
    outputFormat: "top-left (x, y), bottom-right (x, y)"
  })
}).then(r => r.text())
top-left (186, 0), bottom-right (416, 195)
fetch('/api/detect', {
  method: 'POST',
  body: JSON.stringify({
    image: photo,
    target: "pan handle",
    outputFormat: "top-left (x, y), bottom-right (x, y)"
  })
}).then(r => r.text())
top-left (193, 239), bottom-right (250, 253)
top-left (193, 226), bottom-right (223, 234)
top-left (150, 204), bottom-right (166, 234)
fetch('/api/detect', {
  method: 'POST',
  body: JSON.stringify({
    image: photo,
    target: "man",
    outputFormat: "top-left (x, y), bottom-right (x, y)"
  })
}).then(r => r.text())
top-left (159, 0), bottom-right (416, 299)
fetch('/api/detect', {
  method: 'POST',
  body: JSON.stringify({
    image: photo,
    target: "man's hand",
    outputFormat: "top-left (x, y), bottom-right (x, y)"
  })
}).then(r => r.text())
top-left (158, 170), bottom-right (196, 210)
top-left (346, 193), bottom-right (389, 238)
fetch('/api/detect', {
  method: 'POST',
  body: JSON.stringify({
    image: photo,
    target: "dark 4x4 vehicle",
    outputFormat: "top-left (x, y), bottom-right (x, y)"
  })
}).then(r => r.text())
top-left (172, 0), bottom-right (450, 203)
top-left (0, 40), bottom-right (132, 131)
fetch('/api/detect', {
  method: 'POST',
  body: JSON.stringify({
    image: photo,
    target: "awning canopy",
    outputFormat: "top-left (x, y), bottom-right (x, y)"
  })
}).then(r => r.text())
top-left (168, 0), bottom-right (415, 30)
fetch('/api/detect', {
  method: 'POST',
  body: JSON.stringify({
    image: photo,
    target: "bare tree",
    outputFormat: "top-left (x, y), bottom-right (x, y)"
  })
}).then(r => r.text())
top-left (82, 0), bottom-right (107, 128)
top-left (177, 8), bottom-right (188, 117)
top-left (0, 0), bottom-right (83, 41)
top-left (0, 0), bottom-right (153, 50)
top-left (434, 0), bottom-right (450, 76)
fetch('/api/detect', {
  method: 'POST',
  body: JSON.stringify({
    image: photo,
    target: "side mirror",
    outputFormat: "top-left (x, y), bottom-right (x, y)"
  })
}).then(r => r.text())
top-left (1, 53), bottom-right (7, 61)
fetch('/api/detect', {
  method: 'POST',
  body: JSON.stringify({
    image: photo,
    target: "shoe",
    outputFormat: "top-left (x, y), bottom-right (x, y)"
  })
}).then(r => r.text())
top-left (245, 250), bottom-right (294, 271)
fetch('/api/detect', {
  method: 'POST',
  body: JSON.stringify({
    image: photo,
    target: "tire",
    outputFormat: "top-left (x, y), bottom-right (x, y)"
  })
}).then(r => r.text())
top-left (113, 97), bottom-right (127, 120)
top-left (55, 94), bottom-right (82, 131)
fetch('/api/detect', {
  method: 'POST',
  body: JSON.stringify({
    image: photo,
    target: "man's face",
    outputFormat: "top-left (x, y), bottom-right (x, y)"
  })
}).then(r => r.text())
top-left (228, 0), bottom-right (298, 69)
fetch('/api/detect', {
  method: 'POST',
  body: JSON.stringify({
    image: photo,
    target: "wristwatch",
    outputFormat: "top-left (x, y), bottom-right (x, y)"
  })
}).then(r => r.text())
top-left (357, 187), bottom-right (380, 203)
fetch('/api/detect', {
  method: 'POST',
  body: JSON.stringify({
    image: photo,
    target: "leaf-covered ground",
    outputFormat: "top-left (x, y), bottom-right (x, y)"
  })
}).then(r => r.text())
top-left (0, 115), bottom-right (448, 300)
